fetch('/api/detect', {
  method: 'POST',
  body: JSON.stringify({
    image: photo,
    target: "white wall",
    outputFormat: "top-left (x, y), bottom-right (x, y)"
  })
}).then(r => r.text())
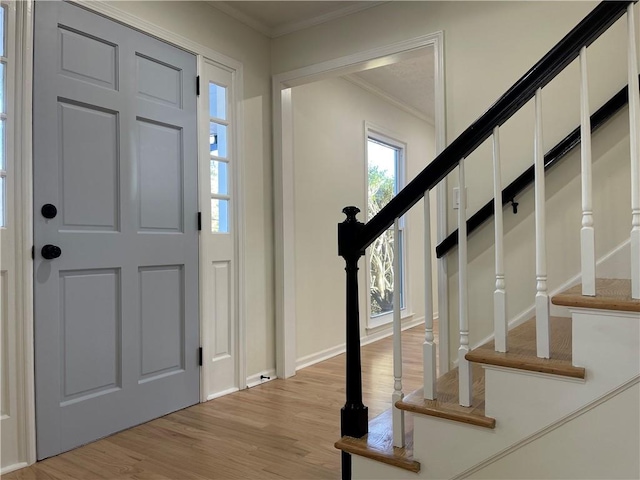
top-left (468, 381), bottom-right (640, 480)
top-left (292, 76), bottom-right (437, 363)
top-left (273, 1), bottom-right (640, 367)
top-left (103, 1), bottom-right (276, 379)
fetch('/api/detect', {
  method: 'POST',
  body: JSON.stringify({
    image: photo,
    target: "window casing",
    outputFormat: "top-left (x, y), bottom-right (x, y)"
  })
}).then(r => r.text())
top-left (365, 127), bottom-right (408, 329)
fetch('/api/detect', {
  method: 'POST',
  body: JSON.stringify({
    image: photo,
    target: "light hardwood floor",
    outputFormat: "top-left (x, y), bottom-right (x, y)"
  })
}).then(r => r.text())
top-left (6, 325), bottom-right (432, 480)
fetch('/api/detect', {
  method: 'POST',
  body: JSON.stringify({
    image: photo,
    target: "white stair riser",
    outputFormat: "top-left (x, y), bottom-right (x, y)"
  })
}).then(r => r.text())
top-left (352, 456), bottom-right (418, 480)
top-left (571, 309), bottom-right (640, 385)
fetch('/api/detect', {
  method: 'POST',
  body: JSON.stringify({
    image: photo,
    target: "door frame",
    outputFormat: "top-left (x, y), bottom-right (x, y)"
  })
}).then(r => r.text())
top-left (272, 32), bottom-right (448, 378)
top-left (12, 0), bottom-right (247, 468)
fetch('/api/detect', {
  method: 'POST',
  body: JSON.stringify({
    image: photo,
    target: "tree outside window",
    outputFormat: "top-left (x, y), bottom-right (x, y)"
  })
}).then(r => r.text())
top-left (367, 135), bottom-right (405, 318)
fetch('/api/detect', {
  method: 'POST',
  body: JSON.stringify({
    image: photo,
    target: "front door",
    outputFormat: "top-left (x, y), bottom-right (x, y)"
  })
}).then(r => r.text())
top-left (33, 1), bottom-right (199, 459)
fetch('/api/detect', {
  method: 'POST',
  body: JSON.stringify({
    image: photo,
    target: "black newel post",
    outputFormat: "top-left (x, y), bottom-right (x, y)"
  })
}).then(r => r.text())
top-left (338, 206), bottom-right (368, 480)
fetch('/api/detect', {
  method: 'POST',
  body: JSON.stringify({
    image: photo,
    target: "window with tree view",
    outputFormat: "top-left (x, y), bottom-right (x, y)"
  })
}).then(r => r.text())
top-left (367, 135), bottom-right (405, 319)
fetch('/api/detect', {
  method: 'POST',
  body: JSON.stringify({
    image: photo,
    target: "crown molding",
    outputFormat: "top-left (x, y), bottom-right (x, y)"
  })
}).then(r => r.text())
top-left (206, 2), bottom-right (273, 37)
top-left (206, 1), bottom-right (387, 39)
top-left (344, 74), bottom-right (434, 125)
top-left (271, 2), bottom-right (387, 38)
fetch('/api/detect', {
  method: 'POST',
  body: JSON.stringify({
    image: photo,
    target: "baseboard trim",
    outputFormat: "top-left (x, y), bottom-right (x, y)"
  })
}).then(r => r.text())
top-left (296, 316), bottom-right (428, 371)
top-left (246, 369), bottom-right (277, 388)
top-left (205, 387), bottom-right (240, 401)
top-left (452, 375), bottom-right (640, 480)
top-left (1, 462), bottom-right (29, 475)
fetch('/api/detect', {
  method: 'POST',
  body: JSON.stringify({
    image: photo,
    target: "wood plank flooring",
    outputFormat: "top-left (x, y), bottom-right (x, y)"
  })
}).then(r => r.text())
top-left (6, 325), bottom-right (431, 480)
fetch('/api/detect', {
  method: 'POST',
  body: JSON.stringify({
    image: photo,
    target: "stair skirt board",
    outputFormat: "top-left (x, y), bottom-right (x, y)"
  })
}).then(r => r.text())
top-left (452, 375), bottom-right (640, 480)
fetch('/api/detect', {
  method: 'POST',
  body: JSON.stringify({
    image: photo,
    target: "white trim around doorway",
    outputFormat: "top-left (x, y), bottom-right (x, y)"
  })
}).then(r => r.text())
top-left (272, 31), bottom-right (448, 379)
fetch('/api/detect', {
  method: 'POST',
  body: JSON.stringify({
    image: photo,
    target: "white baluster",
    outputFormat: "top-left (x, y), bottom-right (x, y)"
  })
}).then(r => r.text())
top-left (628, 4), bottom-right (640, 299)
top-left (458, 159), bottom-right (472, 407)
top-left (423, 192), bottom-right (437, 400)
top-left (492, 127), bottom-right (507, 353)
top-left (392, 218), bottom-right (405, 447)
top-left (534, 88), bottom-right (550, 358)
top-left (580, 47), bottom-right (596, 297)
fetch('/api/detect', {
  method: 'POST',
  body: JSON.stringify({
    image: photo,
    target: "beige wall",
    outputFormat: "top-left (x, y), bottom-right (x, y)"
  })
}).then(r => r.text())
top-left (292, 76), bottom-right (436, 361)
top-left (274, 1), bottom-right (639, 366)
top-left (105, 1), bottom-right (275, 378)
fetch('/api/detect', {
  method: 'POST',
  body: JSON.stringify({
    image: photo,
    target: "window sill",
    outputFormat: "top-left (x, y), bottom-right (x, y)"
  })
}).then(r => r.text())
top-left (366, 311), bottom-right (414, 331)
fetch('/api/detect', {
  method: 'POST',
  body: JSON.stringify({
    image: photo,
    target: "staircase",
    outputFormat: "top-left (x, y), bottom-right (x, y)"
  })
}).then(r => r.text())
top-left (334, 2), bottom-right (640, 479)
top-left (337, 279), bottom-right (639, 478)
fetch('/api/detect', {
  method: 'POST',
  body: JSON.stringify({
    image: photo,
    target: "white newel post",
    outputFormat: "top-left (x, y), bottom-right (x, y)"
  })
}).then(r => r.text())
top-left (534, 88), bottom-right (550, 358)
top-left (628, 4), bottom-right (640, 299)
top-left (458, 159), bottom-right (472, 407)
top-left (580, 47), bottom-right (596, 297)
top-left (392, 219), bottom-right (405, 447)
top-left (492, 127), bottom-right (507, 353)
top-left (423, 192), bottom-right (437, 400)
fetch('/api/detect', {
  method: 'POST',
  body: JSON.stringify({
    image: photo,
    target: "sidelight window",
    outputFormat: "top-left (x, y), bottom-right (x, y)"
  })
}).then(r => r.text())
top-left (209, 82), bottom-right (229, 233)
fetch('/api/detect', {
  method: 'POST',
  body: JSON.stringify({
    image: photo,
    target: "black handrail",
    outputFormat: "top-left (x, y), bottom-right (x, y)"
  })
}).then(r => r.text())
top-left (351, 1), bottom-right (631, 254)
top-left (436, 76), bottom-right (640, 258)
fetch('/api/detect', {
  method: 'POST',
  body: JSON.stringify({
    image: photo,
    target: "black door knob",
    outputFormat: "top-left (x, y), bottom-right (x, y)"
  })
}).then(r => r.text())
top-left (41, 204), bottom-right (58, 219)
top-left (41, 244), bottom-right (62, 260)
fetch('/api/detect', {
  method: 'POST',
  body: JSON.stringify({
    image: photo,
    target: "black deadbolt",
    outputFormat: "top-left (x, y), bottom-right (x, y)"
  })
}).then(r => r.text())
top-left (41, 204), bottom-right (58, 219)
top-left (41, 244), bottom-right (62, 260)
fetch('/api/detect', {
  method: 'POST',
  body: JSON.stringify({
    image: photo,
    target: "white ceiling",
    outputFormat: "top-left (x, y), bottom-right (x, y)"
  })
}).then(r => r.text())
top-left (348, 51), bottom-right (435, 123)
top-left (208, 1), bottom-right (435, 123)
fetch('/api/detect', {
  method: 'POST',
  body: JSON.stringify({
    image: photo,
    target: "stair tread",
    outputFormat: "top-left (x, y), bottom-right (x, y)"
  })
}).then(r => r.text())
top-left (466, 316), bottom-right (585, 379)
top-left (335, 409), bottom-right (420, 473)
top-left (396, 363), bottom-right (495, 429)
top-left (552, 278), bottom-right (640, 312)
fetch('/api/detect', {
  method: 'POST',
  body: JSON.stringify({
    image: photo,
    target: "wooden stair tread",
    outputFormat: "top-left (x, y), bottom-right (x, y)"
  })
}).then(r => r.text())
top-left (335, 409), bottom-right (420, 473)
top-left (396, 363), bottom-right (495, 429)
top-left (552, 278), bottom-right (640, 312)
top-left (466, 316), bottom-right (585, 379)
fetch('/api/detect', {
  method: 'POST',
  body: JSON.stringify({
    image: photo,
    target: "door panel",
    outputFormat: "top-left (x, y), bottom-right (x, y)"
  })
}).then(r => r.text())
top-left (59, 101), bottom-right (119, 230)
top-left (137, 120), bottom-right (183, 232)
top-left (136, 54), bottom-right (182, 108)
top-left (34, 1), bottom-right (199, 459)
top-left (60, 269), bottom-right (121, 402)
top-left (139, 265), bottom-right (184, 379)
top-left (59, 26), bottom-right (118, 90)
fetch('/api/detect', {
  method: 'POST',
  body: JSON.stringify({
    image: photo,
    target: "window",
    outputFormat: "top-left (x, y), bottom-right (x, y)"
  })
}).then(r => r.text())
top-left (366, 128), bottom-right (406, 325)
top-left (209, 82), bottom-right (230, 233)
top-left (0, 3), bottom-right (7, 227)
